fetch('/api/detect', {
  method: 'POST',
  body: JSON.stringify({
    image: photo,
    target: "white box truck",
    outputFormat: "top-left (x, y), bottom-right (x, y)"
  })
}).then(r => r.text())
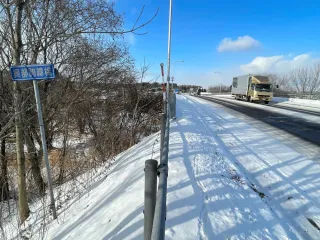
top-left (231, 75), bottom-right (275, 104)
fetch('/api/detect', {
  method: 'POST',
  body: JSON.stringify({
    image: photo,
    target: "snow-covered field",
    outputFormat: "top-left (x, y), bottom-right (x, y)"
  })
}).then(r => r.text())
top-left (272, 97), bottom-right (320, 113)
top-left (6, 94), bottom-right (320, 239)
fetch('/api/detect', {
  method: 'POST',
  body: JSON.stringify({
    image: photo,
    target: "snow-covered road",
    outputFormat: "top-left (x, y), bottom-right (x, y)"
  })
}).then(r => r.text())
top-left (199, 95), bottom-right (320, 146)
top-left (39, 94), bottom-right (320, 240)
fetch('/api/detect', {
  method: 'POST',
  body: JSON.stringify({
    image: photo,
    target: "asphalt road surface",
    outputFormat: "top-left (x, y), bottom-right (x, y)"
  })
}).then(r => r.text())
top-left (199, 96), bottom-right (320, 146)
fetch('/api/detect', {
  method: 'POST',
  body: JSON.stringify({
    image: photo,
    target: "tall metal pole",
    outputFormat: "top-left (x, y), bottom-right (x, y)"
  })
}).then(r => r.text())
top-left (166, 0), bottom-right (173, 115)
top-left (33, 80), bottom-right (57, 219)
top-left (151, 1), bottom-right (172, 239)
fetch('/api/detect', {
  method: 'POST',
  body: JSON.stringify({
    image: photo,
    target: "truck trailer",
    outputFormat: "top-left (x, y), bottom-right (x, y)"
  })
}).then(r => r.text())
top-left (231, 75), bottom-right (275, 104)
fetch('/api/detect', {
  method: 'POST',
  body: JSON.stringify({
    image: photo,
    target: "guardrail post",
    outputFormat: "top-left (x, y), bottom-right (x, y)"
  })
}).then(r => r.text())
top-left (168, 92), bottom-right (176, 119)
top-left (171, 93), bottom-right (176, 119)
top-left (144, 159), bottom-right (158, 240)
top-left (151, 109), bottom-right (170, 240)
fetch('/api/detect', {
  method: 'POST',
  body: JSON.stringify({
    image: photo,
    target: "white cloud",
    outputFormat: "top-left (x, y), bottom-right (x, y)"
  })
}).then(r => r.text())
top-left (217, 35), bottom-right (261, 52)
top-left (240, 53), bottom-right (315, 74)
top-left (240, 55), bottom-right (284, 73)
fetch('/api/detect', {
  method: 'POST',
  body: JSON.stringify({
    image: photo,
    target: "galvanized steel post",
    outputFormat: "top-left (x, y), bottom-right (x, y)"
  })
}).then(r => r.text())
top-left (33, 80), bottom-right (57, 219)
top-left (151, 116), bottom-right (170, 240)
top-left (144, 159), bottom-right (158, 240)
top-left (151, 0), bottom-right (173, 238)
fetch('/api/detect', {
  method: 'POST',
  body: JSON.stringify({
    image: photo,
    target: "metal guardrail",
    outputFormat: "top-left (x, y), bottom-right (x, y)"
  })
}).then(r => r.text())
top-left (287, 94), bottom-right (320, 100)
top-left (144, 93), bottom-right (176, 240)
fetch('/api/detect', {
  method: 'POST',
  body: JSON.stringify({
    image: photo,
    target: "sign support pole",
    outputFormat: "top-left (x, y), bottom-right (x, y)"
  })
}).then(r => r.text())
top-left (160, 63), bottom-right (167, 115)
top-left (33, 80), bottom-right (57, 219)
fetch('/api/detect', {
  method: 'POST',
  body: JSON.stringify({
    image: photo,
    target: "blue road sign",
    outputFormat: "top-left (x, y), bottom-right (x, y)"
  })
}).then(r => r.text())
top-left (10, 64), bottom-right (55, 81)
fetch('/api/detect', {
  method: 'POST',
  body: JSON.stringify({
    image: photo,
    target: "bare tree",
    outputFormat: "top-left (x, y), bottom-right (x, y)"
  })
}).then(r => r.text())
top-left (208, 84), bottom-right (230, 93)
top-left (309, 62), bottom-right (320, 94)
top-left (0, 70), bottom-right (12, 202)
top-left (1, 0), bottom-right (31, 223)
top-left (0, 0), bottom-right (160, 234)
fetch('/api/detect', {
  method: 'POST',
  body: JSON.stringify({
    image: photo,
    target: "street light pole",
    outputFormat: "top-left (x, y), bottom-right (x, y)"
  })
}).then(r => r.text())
top-left (151, 1), bottom-right (172, 239)
top-left (166, 0), bottom-right (173, 104)
top-left (214, 71), bottom-right (222, 94)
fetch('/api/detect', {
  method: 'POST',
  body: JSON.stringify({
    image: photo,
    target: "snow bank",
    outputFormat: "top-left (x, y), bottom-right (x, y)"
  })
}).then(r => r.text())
top-left (272, 97), bottom-right (290, 103)
top-left (42, 132), bottom-right (161, 240)
top-left (273, 97), bottom-right (320, 106)
top-left (273, 97), bottom-right (320, 110)
top-left (199, 92), bottom-right (211, 95)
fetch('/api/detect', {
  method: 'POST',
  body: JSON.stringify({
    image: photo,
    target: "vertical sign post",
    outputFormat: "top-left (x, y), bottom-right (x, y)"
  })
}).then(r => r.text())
top-left (10, 64), bottom-right (57, 219)
top-left (160, 63), bottom-right (167, 115)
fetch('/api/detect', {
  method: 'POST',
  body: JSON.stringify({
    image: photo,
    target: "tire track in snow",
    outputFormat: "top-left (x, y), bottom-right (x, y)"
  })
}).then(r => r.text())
top-left (174, 98), bottom-right (215, 239)
top-left (193, 153), bottom-right (212, 240)
top-left (179, 95), bottom-right (272, 239)
top-left (186, 147), bottom-right (212, 240)
top-left (176, 96), bottom-right (304, 239)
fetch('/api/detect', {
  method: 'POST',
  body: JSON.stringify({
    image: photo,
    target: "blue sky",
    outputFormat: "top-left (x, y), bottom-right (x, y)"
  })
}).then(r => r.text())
top-left (116, 0), bottom-right (320, 88)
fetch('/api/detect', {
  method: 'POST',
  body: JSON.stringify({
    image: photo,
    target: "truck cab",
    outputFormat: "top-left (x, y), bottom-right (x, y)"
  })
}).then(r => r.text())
top-left (248, 76), bottom-right (273, 103)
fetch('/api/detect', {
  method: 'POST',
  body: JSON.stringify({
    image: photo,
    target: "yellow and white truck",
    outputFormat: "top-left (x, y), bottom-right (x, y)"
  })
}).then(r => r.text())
top-left (231, 75), bottom-right (276, 104)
